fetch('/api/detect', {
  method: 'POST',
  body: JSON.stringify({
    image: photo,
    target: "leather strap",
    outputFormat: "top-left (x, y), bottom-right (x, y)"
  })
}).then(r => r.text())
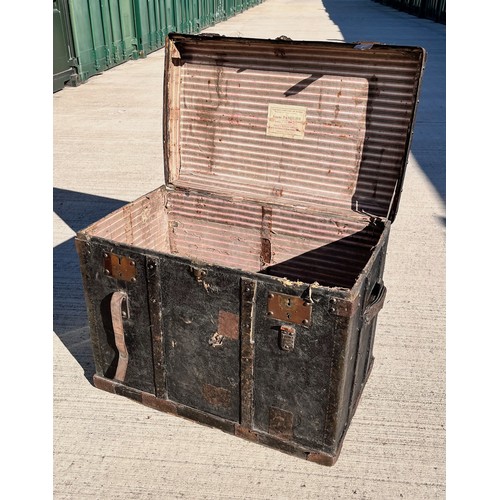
top-left (363, 283), bottom-right (387, 324)
top-left (110, 291), bottom-right (129, 382)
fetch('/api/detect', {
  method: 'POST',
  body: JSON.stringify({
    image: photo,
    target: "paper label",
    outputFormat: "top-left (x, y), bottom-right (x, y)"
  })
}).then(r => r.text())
top-left (266, 104), bottom-right (307, 140)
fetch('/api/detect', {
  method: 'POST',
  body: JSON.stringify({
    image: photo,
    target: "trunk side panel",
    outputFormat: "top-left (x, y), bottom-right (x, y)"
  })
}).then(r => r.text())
top-left (348, 231), bottom-right (389, 420)
top-left (75, 238), bottom-right (156, 394)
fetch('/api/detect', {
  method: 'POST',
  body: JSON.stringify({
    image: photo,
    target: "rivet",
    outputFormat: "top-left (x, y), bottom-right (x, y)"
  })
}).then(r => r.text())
top-left (104, 253), bottom-right (109, 258)
top-left (104, 269), bottom-right (110, 275)
top-left (245, 287), bottom-right (251, 293)
top-left (269, 293), bottom-right (275, 299)
top-left (149, 264), bottom-right (155, 269)
top-left (268, 311), bottom-right (274, 316)
top-left (130, 261), bottom-right (136, 267)
top-left (302, 319), bottom-right (309, 325)
top-left (121, 311), bottom-right (127, 318)
top-left (131, 277), bottom-right (136, 282)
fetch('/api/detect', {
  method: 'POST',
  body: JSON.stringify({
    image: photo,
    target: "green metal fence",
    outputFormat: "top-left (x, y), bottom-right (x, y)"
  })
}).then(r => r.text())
top-left (53, 0), bottom-right (263, 91)
top-left (372, 0), bottom-right (445, 24)
top-left (53, 0), bottom-right (78, 91)
top-left (67, 0), bottom-right (139, 83)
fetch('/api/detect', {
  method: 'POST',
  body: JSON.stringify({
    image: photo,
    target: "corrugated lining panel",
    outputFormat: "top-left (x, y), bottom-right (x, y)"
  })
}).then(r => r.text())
top-left (165, 190), bottom-right (382, 289)
top-left (83, 188), bottom-right (383, 289)
top-left (168, 39), bottom-right (422, 218)
top-left (84, 188), bottom-right (168, 251)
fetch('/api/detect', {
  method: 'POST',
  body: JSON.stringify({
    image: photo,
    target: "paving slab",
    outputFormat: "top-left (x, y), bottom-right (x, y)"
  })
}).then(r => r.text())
top-left (53, 0), bottom-right (445, 498)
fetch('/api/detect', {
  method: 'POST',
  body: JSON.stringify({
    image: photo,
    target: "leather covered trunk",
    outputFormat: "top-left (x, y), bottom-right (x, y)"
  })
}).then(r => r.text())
top-left (75, 33), bottom-right (425, 466)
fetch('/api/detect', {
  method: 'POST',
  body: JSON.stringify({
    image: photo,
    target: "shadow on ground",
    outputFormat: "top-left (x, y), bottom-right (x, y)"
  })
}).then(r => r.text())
top-left (322, 0), bottom-right (446, 203)
top-left (53, 187), bottom-right (128, 380)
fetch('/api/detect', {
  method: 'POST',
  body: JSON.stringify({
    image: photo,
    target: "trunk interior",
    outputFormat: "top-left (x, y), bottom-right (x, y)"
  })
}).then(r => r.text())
top-left (81, 186), bottom-right (385, 290)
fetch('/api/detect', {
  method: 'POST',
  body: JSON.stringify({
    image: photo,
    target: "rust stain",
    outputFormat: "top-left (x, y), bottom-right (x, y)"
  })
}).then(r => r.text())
top-left (93, 375), bottom-right (117, 394)
top-left (142, 392), bottom-right (178, 415)
top-left (235, 424), bottom-right (259, 442)
top-left (123, 204), bottom-right (134, 243)
top-left (261, 238), bottom-right (272, 266)
top-left (202, 384), bottom-right (232, 408)
top-left (260, 205), bottom-right (273, 267)
top-left (218, 310), bottom-right (239, 340)
top-left (215, 63), bottom-right (227, 100)
top-left (269, 406), bottom-right (294, 439)
top-left (168, 221), bottom-right (179, 254)
top-left (307, 452), bottom-right (335, 466)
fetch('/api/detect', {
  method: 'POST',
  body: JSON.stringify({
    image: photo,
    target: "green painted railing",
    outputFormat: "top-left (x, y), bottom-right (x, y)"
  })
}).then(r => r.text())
top-left (53, 0), bottom-right (263, 91)
top-left (372, 0), bottom-right (445, 24)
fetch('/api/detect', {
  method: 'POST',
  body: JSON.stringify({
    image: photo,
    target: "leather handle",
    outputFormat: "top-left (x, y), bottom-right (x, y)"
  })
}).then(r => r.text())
top-left (363, 282), bottom-right (387, 324)
top-left (110, 291), bottom-right (129, 382)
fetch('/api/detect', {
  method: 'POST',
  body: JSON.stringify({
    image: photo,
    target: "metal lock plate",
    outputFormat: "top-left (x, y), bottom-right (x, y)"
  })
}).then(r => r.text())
top-left (267, 292), bottom-right (312, 326)
top-left (103, 252), bottom-right (137, 282)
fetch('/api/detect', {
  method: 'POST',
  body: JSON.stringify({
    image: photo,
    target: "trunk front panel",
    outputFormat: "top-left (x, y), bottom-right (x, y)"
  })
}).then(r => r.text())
top-left (251, 282), bottom-right (336, 452)
top-left (160, 259), bottom-right (241, 422)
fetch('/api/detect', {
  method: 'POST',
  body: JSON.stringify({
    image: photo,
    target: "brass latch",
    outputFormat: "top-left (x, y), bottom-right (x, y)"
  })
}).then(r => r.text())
top-left (267, 292), bottom-right (312, 326)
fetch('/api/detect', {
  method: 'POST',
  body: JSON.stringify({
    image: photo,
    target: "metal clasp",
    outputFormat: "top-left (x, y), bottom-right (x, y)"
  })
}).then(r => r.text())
top-left (279, 325), bottom-right (296, 352)
top-left (190, 266), bottom-right (207, 282)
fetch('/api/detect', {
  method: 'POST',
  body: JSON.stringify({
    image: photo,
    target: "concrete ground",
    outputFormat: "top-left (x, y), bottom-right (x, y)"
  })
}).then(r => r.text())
top-left (53, 0), bottom-right (445, 498)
